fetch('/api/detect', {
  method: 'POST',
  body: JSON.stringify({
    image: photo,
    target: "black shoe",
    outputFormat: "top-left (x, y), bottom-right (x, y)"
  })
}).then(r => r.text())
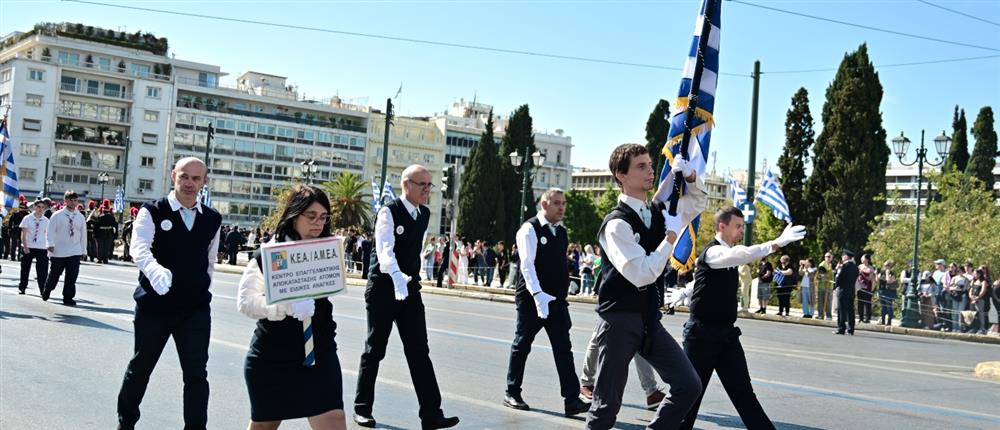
top-left (503, 393), bottom-right (530, 411)
top-left (63, 299), bottom-right (77, 306)
top-left (848, 330), bottom-right (854, 335)
top-left (353, 413), bottom-right (376, 428)
top-left (41, 288), bottom-right (51, 301)
top-left (564, 397), bottom-right (590, 416)
top-left (665, 306), bottom-right (675, 315)
top-left (833, 330), bottom-right (845, 335)
top-left (803, 315), bottom-right (812, 319)
top-left (422, 415), bottom-right (460, 430)
top-left (18, 288), bottom-right (26, 295)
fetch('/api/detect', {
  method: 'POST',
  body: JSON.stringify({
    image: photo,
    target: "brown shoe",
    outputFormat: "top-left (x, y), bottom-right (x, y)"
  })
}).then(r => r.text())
top-left (646, 390), bottom-right (666, 410)
top-left (579, 385), bottom-right (594, 402)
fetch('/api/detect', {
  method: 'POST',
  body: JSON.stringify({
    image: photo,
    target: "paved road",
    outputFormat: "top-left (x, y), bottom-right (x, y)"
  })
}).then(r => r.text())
top-left (1, 260), bottom-right (999, 429)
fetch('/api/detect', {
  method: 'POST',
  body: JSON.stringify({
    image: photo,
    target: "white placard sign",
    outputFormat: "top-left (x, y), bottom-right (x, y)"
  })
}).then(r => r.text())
top-left (261, 237), bottom-right (347, 305)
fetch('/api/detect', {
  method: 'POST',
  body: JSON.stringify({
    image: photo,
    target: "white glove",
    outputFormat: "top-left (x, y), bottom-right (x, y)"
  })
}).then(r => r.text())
top-left (532, 291), bottom-right (555, 319)
top-left (774, 224), bottom-right (807, 247)
top-left (392, 271), bottom-right (411, 301)
top-left (150, 268), bottom-right (172, 295)
top-left (671, 156), bottom-right (695, 179)
top-left (289, 300), bottom-right (315, 321)
top-left (663, 209), bottom-right (687, 236)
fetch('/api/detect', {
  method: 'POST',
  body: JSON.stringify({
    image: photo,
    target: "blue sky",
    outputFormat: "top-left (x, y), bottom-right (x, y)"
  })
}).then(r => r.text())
top-left (3, 0), bottom-right (998, 174)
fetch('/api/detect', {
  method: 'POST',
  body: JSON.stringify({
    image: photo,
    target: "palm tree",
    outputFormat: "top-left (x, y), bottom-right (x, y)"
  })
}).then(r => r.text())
top-left (323, 172), bottom-right (372, 229)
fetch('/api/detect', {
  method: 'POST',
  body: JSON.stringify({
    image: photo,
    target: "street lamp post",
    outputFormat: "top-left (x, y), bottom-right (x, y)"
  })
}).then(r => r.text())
top-left (893, 129), bottom-right (951, 328)
top-left (301, 159), bottom-right (319, 184)
top-left (97, 171), bottom-right (111, 201)
top-left (509, 150), bottom-right (545, 223)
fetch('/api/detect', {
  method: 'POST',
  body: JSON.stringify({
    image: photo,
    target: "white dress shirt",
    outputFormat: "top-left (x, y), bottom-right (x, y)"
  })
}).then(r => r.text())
top-left (19, 213), bottom-right (49, 250)
top-left (46, 208), bottom-right (87, 257)
top-left (598, 194), bottom-right (675, 288)
top-left (131, 191), bottom-right (221, 284)
top-left (704, 233), bottom-right (775, 269)
top-left (374, 198), bottom-right (425, 289)
top-left (516, 213), bottom-right (565, 296)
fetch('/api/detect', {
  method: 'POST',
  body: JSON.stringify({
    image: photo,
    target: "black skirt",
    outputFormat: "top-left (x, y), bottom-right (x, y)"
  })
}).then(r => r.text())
top-left (244, 298), bottom-right (343, 421)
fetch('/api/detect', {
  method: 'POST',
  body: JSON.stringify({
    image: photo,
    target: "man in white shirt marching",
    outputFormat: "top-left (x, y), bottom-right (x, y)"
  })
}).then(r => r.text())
top-left (18, 200), bottom-right (50, 295)
top-left (42, 190), bottom-right (87, 304)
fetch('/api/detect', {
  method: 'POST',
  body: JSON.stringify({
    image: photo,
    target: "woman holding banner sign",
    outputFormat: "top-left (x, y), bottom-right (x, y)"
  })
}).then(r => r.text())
top-left (237, 184), bottom-right (346, 430)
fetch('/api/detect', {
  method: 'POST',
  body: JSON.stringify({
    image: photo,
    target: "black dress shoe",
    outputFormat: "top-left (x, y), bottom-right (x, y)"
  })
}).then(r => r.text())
top-left (18, 288), bottom-right (26, 295)
top-left (564, 397), bottom-right (590, 416)
top-left (41, 288), bottom-right (51, 301)
top-left (848, 330), bottom-right (854, 336)
top-left (63, 299), bottom-right (77, 306)
top-left (422, 415), bottom-right (460, 430)
top-left (353, 413), bottom-right (376, 428)
top-left (833, 330), bottom-right (845, 335)
top-left (503, 393), bottom-right (530, 411)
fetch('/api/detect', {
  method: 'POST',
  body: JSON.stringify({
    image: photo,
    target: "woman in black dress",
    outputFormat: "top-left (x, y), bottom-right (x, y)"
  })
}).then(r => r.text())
top-left (237, 184), bottom-right (346, 429)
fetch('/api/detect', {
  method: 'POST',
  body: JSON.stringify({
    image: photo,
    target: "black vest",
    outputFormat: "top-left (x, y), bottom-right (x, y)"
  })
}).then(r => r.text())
top-left (368, 198), bottom-right (430, 289)
top-left (134, 197), bottom-right (222, 313)
top-left (691, 238), bottom-right (741, 326)
top-left (515, 217), bottom-right (570, 302)
top-left (594, 200), bottom-right (665, 315)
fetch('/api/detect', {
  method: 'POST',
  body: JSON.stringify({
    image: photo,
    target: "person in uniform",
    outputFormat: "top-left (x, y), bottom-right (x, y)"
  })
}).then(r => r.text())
top-left (353, 164), bottom-right (459, 430)
top-left (42, 191), bottom-right (87, 304)
top-left (86, 200), bottom-right (99, 262)
top-left (17, 200), bottom-right (49, 294)
top-left (237, 184), bottom-right (346, 429)
top-left (834, 249), bottom-right (859, 335)
top-left (8, 197), bottom-right (27, 260)
top-left (97, 201), bottom-right (118, 263)
top-left (677, 207), bottom-right (806, 430)
top-left (121, 207), bottom-right (138, 262)
top-left (586, 144), bottom-right (705, 430)
top-left (502, 188), bottom-right (590, 417)
top-left (116, 157), bottom-right (221, 430)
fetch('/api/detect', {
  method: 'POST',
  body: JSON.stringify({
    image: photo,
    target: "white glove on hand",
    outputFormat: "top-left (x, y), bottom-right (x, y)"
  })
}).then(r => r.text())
top-left (392, 272), bottom-right (411, 301)
top-left (774, 224), bottom-right (807, 247)
top-left (533, 291), bottom-right (556, 319)
top-left (289, 299), bottom-right (315, 321)
top-left (150, 268), bottom-right (172, 295)
top-left (671, 156), bottom-right (695, 179)
top-left (663, 209), bottom-right (687, 236)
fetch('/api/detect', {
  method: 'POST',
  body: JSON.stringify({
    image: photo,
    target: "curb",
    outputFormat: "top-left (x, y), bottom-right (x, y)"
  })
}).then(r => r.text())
top-left (974, 362), bottom-right (1000, 380)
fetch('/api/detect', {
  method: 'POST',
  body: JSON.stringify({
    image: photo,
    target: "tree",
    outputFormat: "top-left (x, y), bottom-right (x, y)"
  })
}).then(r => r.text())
top-left (457, 112), bottom-right (504, 243)
top-left (943, 106), bottom-right (970, 173)
top-left (645, 99), bottom-right (671, 177)
top-left (967, 106), bottom-right (997, 194)
top-left (563, 189), bottom-right (601, 245)
top-left (498, 104), bottom-right (536, 246)
top-left (323, 172), bottom-right (372, 230)
top-left (593, 184), bottom-right (619, 220)
top-left (804, 44), bottom-right (889, 254)
top-left (777, 87), bottom-right (815, 262)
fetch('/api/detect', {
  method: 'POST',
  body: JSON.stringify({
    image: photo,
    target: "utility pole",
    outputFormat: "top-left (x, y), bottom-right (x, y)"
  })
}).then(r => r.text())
top-left (374, 98), bottom-right (393, 231)
top-left (117, 136), bottom-right (131, 224)
top-left (743, 60), bottom-right (761, 247)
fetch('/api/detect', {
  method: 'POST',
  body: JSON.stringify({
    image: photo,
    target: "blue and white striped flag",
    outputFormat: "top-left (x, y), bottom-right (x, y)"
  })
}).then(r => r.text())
top-left (197, 184), bottom-right (211, 207)
top-left (381, 180), bottom-right (396, 203)
top-left (0, 119), bottom-right (19, 217)
top-left (728, 177), bottom-right (747, 208)
top-left (755, 168), bottom-right (792, 223)
top-left (371, 178), bottom-right (381, 211)
top-left (371, 179), bottom-right (397, 213)
top-left (113, 186), bottom-right (125, 213)
top-left (653, 0), bottom-right (722, 270)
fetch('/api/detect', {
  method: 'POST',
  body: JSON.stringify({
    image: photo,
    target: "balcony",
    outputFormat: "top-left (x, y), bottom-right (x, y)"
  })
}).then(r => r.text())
top-left (55, 157), bottom-right (121, 171)
top-left (175, 100), bottom-right (368, 134)
top-left (55, 123), bottom-right (128, 149)
top-left (59, 81), bottom-right (132, 101)
top-left (37, 54), bottom-right (172, 82)
top-left (57, 101), bottom-right (130, 125)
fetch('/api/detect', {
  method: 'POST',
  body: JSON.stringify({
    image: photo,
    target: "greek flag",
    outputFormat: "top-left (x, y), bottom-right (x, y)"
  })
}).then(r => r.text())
top-left (653, 0), bottom-right (722, 270)
top-left (113, 186), bottom-right (125, 213)
top-left (755, 168), bottom-right (792, 223)
top-left (197, 184), bottom-right (211, 207)
top-left (0, 119), bottom-right (19, 217)
top-left (371, 179), bottom-right (397, 212)
top-left (728, 177), bottom-right (747, 208)
top-left (381, 180), bottom-right (396, 203)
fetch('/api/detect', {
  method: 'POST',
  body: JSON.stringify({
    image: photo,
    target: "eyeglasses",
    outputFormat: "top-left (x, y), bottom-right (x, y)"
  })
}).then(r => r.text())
top-left (407, 180), bottom-right (435, 190)
top-left (301, 211), bottom-right (330, 224)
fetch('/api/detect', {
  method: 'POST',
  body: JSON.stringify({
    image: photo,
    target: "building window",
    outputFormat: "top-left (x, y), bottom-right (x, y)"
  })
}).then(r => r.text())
top-left (144, 110), bottom-right (159, 122)
top-left (20, 143), bottom-right (39, 157)
top-left (98, 57), bottom-right (112, 71)
top-left (424, 154), bottom-right (435, 164)
top-left (556, 150), bottom-right (562, 164)
top-left (140, 156), bottom-right (155, 167)
top-left (19, 168), bottom-right (36, 181)
top-left (23, 119), bottom-right (41, 131)
top-left (146, 86), bottom-right (161, 98)
top-left (0, 69), bottom-right (10, 82)
top-left (25, 94), bottom-right (43, 107)
top-left (138, 179), bottom-right (154, 192)
top-left (57, 51), bottom-right (80, 66)
top-left (131, 64), bottom-right (151, 78)
top-left (29, 69), bottom-right (44, 81)
top-left (142, 133), bottom-right (158, 144)
top-left (0, 94), bottom-right (7, 107)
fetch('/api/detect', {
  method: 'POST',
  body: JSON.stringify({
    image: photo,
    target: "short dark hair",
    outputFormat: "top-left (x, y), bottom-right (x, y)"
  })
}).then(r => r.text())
top-left (63, 190), bottom-right (78, 200)
top-left (714, 206), bottom-right (744, 226)
top-left (608, 144), bottom-right (649, 187)
top-left (274, 184), bottom-right (332, 242)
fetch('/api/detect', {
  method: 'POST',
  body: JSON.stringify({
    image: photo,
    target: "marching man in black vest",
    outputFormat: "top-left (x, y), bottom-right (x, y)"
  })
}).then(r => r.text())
top-left (353, 164), bottom-right (459, 430)
top-left (587, 144), bottom-right (706, 430)
top-left (677, 207), bottom-right (806, 430)
top-left (503, 188), bottom-right (591, 417)
top-left (116, 157), bottom-right (222, 430)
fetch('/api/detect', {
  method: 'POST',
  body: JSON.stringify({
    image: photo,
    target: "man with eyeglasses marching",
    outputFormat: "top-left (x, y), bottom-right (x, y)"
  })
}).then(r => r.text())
top-left (354, 164), bottom-right (459, 430)
top-left (42, 190), bottom-right (87, 304)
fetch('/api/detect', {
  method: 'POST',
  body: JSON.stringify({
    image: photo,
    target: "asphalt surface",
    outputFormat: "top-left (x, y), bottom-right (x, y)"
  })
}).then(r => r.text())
top-left (1, 260), bottom-right (999, 429)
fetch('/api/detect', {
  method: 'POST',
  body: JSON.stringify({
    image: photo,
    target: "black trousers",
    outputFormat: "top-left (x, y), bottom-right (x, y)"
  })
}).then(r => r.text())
top-left (355, 288), bottom-right (444, 422)
top-left (44, 256), bottom-right (80, 300)
top-left (98, 235), bottom-right (115, 262)
top-left (8, 231), bottom-right (21, 260)
top-left (857, 290), bottom-right (873, 322)
top-left (18, 248), bottom-right (48, 292)
top-left (506, 299), bottom-right (578, 400)
top-left (776, 287), bottom-right (793, 315)
top-left (836, 289), bottom-right (856, 333)
top-left (117, 305), bottom-right (211, 429)
top-left (679, 321), bottom-right (774, 430)
top-left (227, 248), bottom-right (238, 265)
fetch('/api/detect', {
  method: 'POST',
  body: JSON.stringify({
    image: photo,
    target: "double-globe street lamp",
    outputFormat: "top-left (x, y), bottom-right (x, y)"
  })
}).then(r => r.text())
top-left (97, 171), bottom-right (111, 201)
top-left (509, 150), bottom-right (546, 223)
top-left (892, 129), bottom-right (951, 328)
top-left (301, 159), bottom-right (319, 184)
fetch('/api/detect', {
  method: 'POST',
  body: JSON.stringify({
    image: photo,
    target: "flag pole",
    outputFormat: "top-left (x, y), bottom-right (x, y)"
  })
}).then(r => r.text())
top-left (669, 0), bottom-right (717, 216)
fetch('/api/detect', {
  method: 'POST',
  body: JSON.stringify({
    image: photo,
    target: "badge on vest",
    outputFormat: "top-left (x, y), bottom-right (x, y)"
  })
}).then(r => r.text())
top-left (160, 219), bottom-right (173, 231)
top-left (396, 225), bottom-right (405, 235)
top-left (540, 236), bottom-right (548, 245)
top-left (634, 233), bottom-right (641, 243)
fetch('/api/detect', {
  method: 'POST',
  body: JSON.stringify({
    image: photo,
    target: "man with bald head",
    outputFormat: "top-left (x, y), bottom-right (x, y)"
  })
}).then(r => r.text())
top-left (117, 157), bottom-right (222, 430)
top-left (354, 164), bottom-right (459, 429)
